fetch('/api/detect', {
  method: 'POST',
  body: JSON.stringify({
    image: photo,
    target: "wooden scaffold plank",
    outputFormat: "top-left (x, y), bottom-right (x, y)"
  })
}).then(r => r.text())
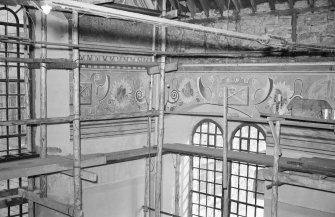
top-left (18, 189), bottom-right (75, 216)
top-left (0, 154), bottom-right (106, 181)
top-left (163, 143), bottom-right (335, 177)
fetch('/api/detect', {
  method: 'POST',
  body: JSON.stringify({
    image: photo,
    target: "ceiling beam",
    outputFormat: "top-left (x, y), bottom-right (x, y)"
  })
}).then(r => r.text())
top-left (50, 0), bottom-right (275, 43)
top-left (231, 0), bottom-right (241, 12)
top-left (214, 0), bottom-right (228, 15)
top-left (269, 0), bottom-right (276, 10)
top-left (199, 0), bottom-right (210, 17)
top-left (288, 0), bottom-right (294, 10)
top-left (250, 0), bottom-right (257, 12)
top-left (307, 0), bottom-right (315, 8)
top-left (186, 0), bottom-right (197, 18)
top-left (167, 0), bottom-right (177, 10)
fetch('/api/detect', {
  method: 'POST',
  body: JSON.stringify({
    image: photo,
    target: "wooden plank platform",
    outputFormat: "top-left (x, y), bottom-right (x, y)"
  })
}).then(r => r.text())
top-left (105, 147), bottom-right (158, 164)
top-left (163, 143), bottom-right (335, 177)
top-left (0, 154), bottom-right (106, 181)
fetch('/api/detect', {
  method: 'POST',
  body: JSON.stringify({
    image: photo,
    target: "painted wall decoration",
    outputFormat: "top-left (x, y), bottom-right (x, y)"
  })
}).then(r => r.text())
top-left (165, 73), bottom-right (335, 119)
top-left (70, 68), bottom-right (150, 116)
top-left (69, 53), bottom-right (152, 139)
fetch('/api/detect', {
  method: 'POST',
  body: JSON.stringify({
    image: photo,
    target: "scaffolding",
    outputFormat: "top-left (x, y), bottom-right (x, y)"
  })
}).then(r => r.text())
top-left (0, 1), bottom-right (335, 217)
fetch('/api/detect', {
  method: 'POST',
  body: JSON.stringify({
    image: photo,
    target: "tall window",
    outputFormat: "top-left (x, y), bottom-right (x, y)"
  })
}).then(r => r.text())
top-left (0, 5), bottom-right (30, 217)
top-left (191, 121), bottom-right (266, 217)
top-left (230, 124), bottom-right (266, 217)
top-left (191, 120), bottom-right (224, 217)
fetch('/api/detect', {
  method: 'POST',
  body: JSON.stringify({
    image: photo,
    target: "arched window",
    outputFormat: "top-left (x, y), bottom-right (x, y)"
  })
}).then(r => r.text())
top-left (191, 119), bottom-right (224, 217)
top-left (229, 124), bottom-right (266, 217)
top-left (0, 5), bottom-right (30, 217)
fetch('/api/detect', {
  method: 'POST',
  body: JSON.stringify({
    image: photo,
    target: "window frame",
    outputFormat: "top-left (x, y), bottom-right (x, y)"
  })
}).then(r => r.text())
top-left (190, 119), bottom-right (225, 217)
top-left (229, 123), bottom-right (267, 217)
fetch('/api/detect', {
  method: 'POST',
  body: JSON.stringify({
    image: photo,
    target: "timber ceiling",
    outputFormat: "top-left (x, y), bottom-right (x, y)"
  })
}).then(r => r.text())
top-left (98, 0), bottom-right (335, 18)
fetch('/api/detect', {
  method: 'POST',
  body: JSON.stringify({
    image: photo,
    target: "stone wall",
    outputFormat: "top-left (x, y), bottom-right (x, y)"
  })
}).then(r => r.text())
top-left (166, 0), bottom-right (335, 63)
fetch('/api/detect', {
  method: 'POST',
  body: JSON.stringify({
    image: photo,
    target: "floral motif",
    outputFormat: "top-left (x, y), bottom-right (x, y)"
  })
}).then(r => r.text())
top-left (110, 79), bottom-right (132, 109)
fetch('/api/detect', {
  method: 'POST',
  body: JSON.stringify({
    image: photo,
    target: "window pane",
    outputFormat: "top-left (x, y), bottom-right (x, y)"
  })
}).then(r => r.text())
top-left (192, 120), bottom-right (224, 216)
top-left (230, 124), bottom-right (266, 217)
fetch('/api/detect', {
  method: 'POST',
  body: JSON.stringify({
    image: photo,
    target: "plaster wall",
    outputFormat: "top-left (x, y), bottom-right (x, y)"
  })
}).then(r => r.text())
top-left (30, 2), bottom-right (335, 217)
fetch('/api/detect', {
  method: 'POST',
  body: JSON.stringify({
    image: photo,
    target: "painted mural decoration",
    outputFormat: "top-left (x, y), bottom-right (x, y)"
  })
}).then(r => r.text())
top-left (70, 68), bottom-right (149, 117)
top-left (165, 73), bottom-right (335, 119)
top-left (70, 60), bottom-right (335, 121)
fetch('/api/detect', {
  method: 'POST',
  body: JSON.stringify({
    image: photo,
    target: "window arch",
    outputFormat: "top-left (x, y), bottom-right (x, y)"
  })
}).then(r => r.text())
top-left (191, 119), bottom-right (224, 217)
top-left (229, 124), bottom-right (266, 217)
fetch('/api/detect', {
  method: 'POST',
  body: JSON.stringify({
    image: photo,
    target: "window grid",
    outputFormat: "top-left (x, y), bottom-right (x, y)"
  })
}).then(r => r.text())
top-left (191, 120), bottom-right (224, 217)
top-left (230, 125), bottom-right (266, 217)
top-left (0, 5), bottom-right (29, 217)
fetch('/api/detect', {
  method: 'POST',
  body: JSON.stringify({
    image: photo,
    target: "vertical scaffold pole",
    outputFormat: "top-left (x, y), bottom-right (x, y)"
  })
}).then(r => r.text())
top-left (144, 72), bottom-right (154, 217)
top-left (154, 0), bottom-right (166, 215)
top-left (23, 7), bottom-right (34, 217)
top-left (174, 155), bottom-right (180, 216)
top-left (40, 12), bottom-right (48, 199)
top-left (222, 87), bottom-right (230, 217)
top-left (271, 120), bottom-right (281, 217)
top-left (72, 10), bottom-right (83, 217)
top-left (144, 3), bottom-right (157, 214)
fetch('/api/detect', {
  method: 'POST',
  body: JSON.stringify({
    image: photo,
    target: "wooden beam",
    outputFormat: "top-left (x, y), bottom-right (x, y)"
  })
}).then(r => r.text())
top-left (61, 170), bottom-right (98, 183)
top-left (269, 120), bottom-right (281, 217)
top-left (40, 12), bottom-right (48, 199)
top-left (168, 0), bottom-right (177, 10)
top-left (80, 60), bottom-right (157, 68)
top-left (231, 0), bottom-right (241, 12)
top-left (0, 154), bottom-right (106, 181)
top-left (222, 87), bottom-right (230, 217)
top-left (0, 196), bottom-right (27, 209)
top-left (269, 0), bottom-right (276, 10)
top-left (155, 0), bottom-right (167, 213)
top-left (250, 0), bottom-right (257, 12)
top-left (186, 0), bottom-right (197, 18)
top-left (163, 143), bottom-right (335, 177)
top-left (18, 189), bottom-right (75, 216)
top-left (105, 147), bottom-right (158, 164)
top-left (165, 111), bottom-right (335, 131)
top-left (165, 9), bottom-right (179, 19)
top-left (0, 111), bottom-right (159, 126)
top-left (199, 0), bottom-right (210, 17)
top-left (288, 0), bottom-right (294, 10)
top-left (291, 12), bottom-right (297, 42)
top-left (174, 155), bottom-right (181, 216)
top-left (51, 0), bottom-right (271, 43)
top-left (214, 0), bottom-right (227, 15)
top-left (307, 0), bottom-right (315, 8)
top-left (72, 11), bottom-right (83, 217)
top-left (148, 62), bottom-right (178, 75)
top-left (262, 169), bottom-right (335, 192)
